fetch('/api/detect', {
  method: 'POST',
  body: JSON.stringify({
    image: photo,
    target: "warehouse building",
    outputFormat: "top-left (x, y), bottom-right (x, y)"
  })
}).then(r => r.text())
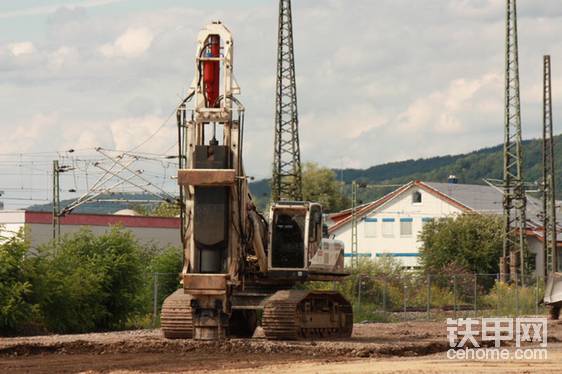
top-left (0, 209), bottom-right (181, 249)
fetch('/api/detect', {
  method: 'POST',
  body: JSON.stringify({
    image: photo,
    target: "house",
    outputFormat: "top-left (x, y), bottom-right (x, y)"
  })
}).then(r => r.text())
top-left (327, 180), bottom-right (558, 274)
top-left (0, 209), bottom-right (181, 249)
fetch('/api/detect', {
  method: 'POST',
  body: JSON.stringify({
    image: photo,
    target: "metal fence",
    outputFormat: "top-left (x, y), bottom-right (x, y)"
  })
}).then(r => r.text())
top-left (148, 272), bottom-right (549, 327)
top-left (150, 272), bottom-right (181, 327)
top-left (348, 273), bottom-right (547, 322)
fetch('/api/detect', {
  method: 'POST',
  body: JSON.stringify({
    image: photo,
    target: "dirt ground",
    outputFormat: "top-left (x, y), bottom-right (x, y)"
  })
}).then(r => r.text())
top-left (1, 320), bottom-right (561, 373)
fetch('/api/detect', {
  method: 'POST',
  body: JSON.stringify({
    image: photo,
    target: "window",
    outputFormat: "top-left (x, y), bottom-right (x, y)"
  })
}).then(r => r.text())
top-left (364, 217), bottom-right (377, 237)
top-left (558, 248), bottom-right (562, 273)
top-left (412, 191), bottom-right (422, 204)
top-left (400, 218), bottom-right (413, 236)
top-left (421, 217), bottom-right (433, 226)
top-left (382, 218), bottom-right (394, 237)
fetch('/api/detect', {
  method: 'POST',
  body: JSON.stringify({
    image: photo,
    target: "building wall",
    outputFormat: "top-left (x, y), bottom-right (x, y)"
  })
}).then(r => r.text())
top-left (26, 223), bottom-right (181, 249)
top-left (528, 236), bottom-right (545, 278)
top-left (0, 210), bottom-right (25, 242)
top-left (332, 187), bottom-right (463, 268)
top-left (0, 210), bottom-right (181, 249)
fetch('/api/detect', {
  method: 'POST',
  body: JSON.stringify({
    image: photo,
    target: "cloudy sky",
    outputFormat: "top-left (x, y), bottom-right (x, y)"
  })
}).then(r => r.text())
top-left (1, 0), bottom-right (562, 184)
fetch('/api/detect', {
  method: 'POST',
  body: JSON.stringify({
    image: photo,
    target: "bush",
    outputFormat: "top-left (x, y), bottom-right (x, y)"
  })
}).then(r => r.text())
top-left (0, 231), bottom-right (39, 334)
top-left (138, 245), bottom-right (183, 319)
top-left (482, 281), bottom-right (544, 316)
top-left (419, 213), bottom-right (502, 280)
top-left (32, 227), bottom-right (145, 333)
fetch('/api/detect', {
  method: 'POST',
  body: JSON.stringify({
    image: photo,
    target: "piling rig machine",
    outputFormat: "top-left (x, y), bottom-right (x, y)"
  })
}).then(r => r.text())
top-left (160, 21), bottom-right (352, 340)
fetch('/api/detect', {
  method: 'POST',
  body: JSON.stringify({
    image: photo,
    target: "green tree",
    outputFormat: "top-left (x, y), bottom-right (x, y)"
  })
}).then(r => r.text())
top-left (419, 213), bottom-right (502, 277)
top-left (139, 245), bottom-right (183, 314)
top-left (32, 227), bottom-right (145, 333)
top-left (302, 162), bottom-right (349, 212)
top-left (0, 230), bottom-right (39, 334)
top-left (133, 202), bottom-right (180, 217)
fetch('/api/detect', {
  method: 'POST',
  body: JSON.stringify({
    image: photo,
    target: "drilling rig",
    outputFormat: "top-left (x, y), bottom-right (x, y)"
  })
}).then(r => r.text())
top-left (160, 21), bottom-right (352, 340)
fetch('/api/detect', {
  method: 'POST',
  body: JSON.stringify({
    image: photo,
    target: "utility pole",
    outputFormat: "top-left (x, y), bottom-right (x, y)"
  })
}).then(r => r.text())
top-left (350, 181), bottom-right (358, 269)
top-left (542, 55), bottom-right (557, 277)
top-left (52, 160), bottom-right (61, 240)
top-left (272, 0), bottom-right (303, 202)
top-left (500, 0), bottom-right (527, 285)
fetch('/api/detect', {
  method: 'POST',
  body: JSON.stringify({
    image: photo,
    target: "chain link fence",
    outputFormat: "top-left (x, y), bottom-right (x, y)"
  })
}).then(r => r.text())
top-left (149, 272), bottom-right (182, 328)
top-left (349, 273), bottom-right (547, 322)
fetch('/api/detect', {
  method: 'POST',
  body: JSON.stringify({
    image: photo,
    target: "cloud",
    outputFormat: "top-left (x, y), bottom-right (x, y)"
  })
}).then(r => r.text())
top-left (109, 115), bottom-right (175, 153)
top-left (396, 73), bottom-right (501, 135)
top-left (7, 42), bottom-right (35, 56)
top-left (0, 0), bottom-right (127, 19)
top-left (1, 0), bottom-right (562, 180)
top-left (98, 27), bottom-right (154, 59)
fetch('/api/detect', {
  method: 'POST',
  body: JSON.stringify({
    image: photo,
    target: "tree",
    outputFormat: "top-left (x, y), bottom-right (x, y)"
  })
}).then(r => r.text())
top-left (419, 213), bottom-right (502, 276)
top-left (302, 162), bottom-right (349, 213)
top-left (32, 227), bottom-right (145, 333)
top-left (133, 202), bottom-right (180, 217)
top-left (0, 230), bottom-right (39, 334)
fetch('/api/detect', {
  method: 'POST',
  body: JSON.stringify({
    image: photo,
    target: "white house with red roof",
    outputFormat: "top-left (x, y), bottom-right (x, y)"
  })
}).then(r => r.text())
top-left (327, 180), bottom-right (557, 272)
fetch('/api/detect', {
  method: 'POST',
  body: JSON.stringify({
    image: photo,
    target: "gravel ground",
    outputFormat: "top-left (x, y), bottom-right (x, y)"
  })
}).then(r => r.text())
top-left (0, 320), bottom-right (560, 373)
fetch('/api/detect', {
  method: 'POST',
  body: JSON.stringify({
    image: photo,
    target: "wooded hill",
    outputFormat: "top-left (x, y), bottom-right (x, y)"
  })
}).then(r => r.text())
top-left (250, 134), bottom-right (561, 208)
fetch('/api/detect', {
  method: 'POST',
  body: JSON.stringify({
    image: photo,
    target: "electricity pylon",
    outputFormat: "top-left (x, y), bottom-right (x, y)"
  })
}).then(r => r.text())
top-left (542, 55), bottom-right (557, 277)
top-left (272, 0), bottom-right (303, 202)
top-left (501, 0), bottom-right (527, 284)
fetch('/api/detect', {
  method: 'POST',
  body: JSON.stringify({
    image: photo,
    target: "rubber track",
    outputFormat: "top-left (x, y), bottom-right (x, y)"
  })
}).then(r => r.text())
top-left (161, 289), bottom-right (193, 339)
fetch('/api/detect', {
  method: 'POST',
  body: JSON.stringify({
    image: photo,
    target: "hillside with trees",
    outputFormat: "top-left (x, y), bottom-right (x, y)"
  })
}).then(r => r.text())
top-left (251, 134), bottom-right (560, 209)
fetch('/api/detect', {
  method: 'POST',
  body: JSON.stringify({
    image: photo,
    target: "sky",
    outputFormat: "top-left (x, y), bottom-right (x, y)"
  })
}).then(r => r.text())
top-left (1, 0), bottom-right (562, 207)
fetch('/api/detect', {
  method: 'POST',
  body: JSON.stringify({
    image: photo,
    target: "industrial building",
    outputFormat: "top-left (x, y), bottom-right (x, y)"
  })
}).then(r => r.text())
top-left (328, 180), bottom-right (560, 275)
top-left (0, 209), bottom-right (181, 249)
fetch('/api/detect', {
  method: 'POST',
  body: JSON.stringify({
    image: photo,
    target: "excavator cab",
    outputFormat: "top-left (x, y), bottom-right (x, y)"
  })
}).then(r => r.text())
top-left (268, 202), bottom-right (345, 274)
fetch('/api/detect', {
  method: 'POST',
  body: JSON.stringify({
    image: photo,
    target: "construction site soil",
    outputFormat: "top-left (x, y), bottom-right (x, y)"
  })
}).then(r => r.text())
top-left (1, 320), bottom-right (561, 373)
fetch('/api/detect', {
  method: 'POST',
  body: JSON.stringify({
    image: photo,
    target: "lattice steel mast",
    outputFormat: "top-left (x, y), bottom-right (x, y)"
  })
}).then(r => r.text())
top-left (543, 55), bottom-right (557, 277)
top-left (272, 0), bottom-right (303, 202)
top-left (500, 0), bottom-right (527, 284)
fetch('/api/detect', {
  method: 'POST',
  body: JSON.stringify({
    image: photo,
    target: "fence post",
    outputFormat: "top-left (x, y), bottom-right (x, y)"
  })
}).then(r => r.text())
top-left (535, 272), bottom-right (539, 316)
top-left (356, 275), bottom-right (362, 319)
top-left (152, 272), bottom-right (158, 328)
top-left (453, 275), bottom-right (457, 320)
top-left (403, 280), bottom-right (407, 321)
top-left (473, 274), bottom-right (477, 318)
top-left (515, 273), bottom-right (519, 317)
top-left (427, 274), bottom-right (431, 320)
top-left (496, 273), bottom-right (500, 316)
top-left (382, 277), bottom-right (387, 317)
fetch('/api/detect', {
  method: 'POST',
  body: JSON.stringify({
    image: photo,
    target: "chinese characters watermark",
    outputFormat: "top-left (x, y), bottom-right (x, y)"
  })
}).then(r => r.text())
top-left (446, 317), bottom-right (547, 360)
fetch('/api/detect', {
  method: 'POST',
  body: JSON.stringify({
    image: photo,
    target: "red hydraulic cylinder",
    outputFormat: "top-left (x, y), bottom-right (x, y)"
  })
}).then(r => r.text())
top-left (203, 35), bottom-right (220, 108)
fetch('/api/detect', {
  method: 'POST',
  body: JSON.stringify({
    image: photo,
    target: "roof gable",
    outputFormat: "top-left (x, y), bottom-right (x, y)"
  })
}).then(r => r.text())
top-left (328, 180), bottom-right (472, 234)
